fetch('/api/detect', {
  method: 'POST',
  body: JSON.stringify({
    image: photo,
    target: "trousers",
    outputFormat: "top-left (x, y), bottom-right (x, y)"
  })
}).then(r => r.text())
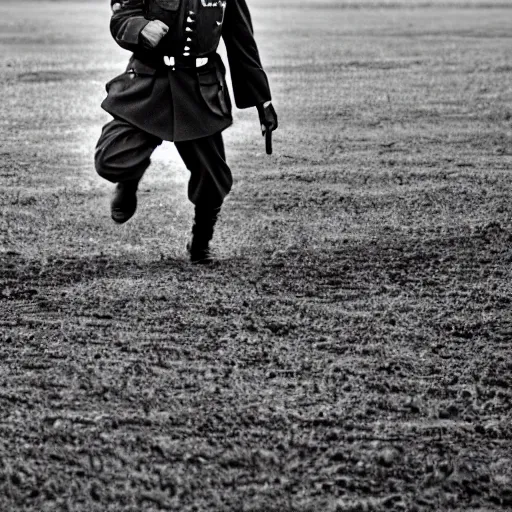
top-left (94, 118), bottom-right (233, 209)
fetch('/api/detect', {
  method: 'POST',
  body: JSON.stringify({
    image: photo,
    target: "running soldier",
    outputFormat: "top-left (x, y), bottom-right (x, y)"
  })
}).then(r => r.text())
top-left (95, 0), bottom-right (278, 263)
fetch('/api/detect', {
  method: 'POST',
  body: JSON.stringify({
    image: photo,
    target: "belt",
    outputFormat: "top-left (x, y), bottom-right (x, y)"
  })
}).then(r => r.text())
top-left (163, 56), bottom-right (209, 69)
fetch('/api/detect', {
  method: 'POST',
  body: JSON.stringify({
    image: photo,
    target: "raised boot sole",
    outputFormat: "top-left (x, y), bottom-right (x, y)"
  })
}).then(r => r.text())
top-left (110, 182), bottom-right (138, 224)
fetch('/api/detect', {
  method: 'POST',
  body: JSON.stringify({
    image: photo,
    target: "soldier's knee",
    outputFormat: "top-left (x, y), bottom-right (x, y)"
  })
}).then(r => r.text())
top-left (94, 146), bottom-right (109, 179)
top-left (94, 137), bottom-right (129, 182)
top-left (94, 121), bottom-right (159, 182)
top-left (95, 145), bottom-right (121, 183)
top-left (95, 143), bottom-right (150, 183)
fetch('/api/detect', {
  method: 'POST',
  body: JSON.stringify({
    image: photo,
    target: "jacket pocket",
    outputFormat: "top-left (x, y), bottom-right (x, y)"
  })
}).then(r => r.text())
top-left (197, 65), bottom-right (231, 117)
top-left (105, 73), bottom-right (129, 93)
top-left (127, 59), bottom-right (158, 76)
top-left (105, 60), bottom-right (157, 94)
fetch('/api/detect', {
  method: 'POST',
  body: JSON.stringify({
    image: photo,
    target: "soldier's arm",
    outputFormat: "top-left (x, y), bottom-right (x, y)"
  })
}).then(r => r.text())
top-left (222, 0), bottom-right (272, 109)
top-left (110, 0), bottom-right (151, 52)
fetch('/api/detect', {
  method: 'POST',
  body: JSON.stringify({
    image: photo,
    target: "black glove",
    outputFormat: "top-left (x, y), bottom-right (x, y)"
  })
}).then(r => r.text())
top-left (257, 102), bottom-right (278, 135)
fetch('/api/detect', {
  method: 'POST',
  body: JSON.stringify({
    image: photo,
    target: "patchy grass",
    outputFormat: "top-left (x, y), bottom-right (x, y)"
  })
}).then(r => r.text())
top-left (1, 1), bottom-right (511, 511)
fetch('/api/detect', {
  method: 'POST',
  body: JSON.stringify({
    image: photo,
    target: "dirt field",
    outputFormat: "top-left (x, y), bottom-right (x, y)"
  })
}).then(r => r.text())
top-left (1, 0), bottom-right (511, 510)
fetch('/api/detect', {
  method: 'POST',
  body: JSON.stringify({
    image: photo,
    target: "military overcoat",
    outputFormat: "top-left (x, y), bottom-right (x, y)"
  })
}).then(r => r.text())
top-left (102, 0), bottom-right (272, 142)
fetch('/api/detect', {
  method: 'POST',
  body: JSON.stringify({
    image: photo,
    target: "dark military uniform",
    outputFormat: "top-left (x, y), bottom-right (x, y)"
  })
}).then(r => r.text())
top-left (95, 0), bottom-right (272, 211)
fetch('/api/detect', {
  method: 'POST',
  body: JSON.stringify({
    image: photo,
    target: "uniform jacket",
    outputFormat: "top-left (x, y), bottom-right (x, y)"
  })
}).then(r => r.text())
top-left (101, 0), bottom-right (272, 142)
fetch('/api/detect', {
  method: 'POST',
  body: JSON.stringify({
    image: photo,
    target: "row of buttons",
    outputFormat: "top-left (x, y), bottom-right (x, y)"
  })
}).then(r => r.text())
top-left (183, 11), bottom-right (196, 57)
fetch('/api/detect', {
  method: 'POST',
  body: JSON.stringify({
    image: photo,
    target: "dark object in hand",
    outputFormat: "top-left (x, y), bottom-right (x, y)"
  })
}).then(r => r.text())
top-left (257, 102), bottom-right (278, 155)
top-left (265, 129), bottom-right (272, 155)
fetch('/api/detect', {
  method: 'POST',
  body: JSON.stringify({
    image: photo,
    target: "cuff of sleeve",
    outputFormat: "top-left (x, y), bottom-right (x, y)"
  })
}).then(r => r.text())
top-left (232, 68), bottom-right (271, 109)
top-left (118, 16), bottom-right (150, 46)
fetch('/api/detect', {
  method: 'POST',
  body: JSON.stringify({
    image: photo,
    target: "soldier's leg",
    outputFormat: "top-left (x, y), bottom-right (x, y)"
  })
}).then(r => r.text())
top-left (174, 131), bottom-right (233, 263)
top-left (95, 118), bottom-right (162, 223)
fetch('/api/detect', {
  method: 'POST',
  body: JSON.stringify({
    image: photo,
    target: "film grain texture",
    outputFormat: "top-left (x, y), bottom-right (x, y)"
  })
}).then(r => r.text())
top-left (1, 1), bottom-right (511, 511)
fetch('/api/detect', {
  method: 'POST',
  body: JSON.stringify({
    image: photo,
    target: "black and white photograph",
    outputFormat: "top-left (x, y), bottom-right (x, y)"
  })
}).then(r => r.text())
top-left (1, 0), bottom-right (511, 510)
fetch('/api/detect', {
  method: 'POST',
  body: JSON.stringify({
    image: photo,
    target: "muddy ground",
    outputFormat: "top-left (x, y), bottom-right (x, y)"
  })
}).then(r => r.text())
top-left (1, 1), bottom-right (511, 510)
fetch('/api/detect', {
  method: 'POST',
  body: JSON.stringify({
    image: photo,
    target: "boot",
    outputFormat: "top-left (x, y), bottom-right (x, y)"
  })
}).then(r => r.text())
top-left (186, 206), bottom-right (221, 264)
top-left (111, 179), bottom-right (139, 224)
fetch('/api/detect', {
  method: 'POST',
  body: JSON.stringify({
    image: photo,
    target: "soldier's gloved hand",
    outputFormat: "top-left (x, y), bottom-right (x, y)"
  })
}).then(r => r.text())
top-left (257, 101), bottom-right (278, 135)
top-left (140, 20), bottom-right (169, 49)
